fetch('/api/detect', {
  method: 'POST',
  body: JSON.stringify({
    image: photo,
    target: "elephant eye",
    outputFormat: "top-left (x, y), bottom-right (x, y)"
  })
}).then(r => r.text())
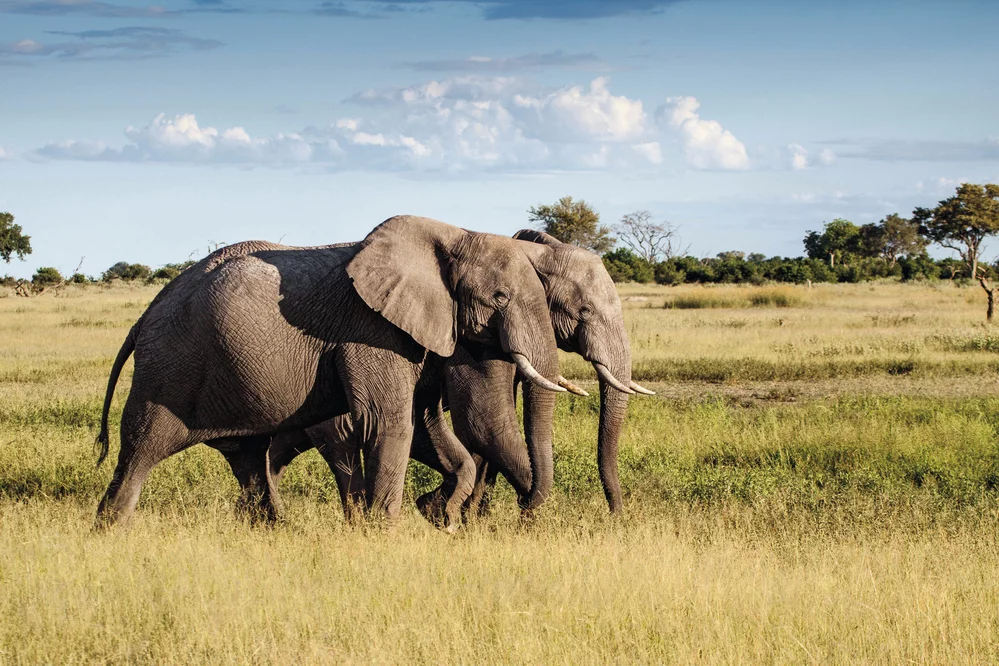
top-left (493, 289), bottom-right (511, 307)
top-left (578, 305), bottom-right (593, 320)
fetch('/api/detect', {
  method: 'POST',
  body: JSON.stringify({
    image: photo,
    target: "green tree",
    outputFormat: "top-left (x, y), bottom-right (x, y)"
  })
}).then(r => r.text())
top-left (601, 248), bottom-right (653, 283)
top-left (803, 218), bottom-right (861, 268)
top-left (528, 196), bottom-right (614, 254)
top-left (1, 212), bottom-right (32, 264)
top-left (858, 214), bottom-right (927, 266)
top-left (32, 267), bottom-right (63, 288)
top-left (914, 183), bottom-right (999, 319)
top-left (102, 262), bottom-right (152, 282)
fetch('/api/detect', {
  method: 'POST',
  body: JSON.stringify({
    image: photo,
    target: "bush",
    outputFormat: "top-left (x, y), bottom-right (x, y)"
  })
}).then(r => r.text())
top-left (654, 261), bottom-right (686, 286)
top-left (69, 273), bottom-right (89, 284)
top-left (102, 262), bottom-right (152, 282)
top-left (602, 248), bottom-right (653, 283)
top-left (31, 267), bottom-right (63, 287)
top-left (150, 266), bottom-right (181, 281)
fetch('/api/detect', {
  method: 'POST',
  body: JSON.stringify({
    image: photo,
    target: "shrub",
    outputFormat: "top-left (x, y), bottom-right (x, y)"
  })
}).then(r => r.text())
top-left (654, 261), bottom-right (686, 286)
top-left (102, 262), bottom-right (152, 282)
top-left (602, 248), bottom-right (653, 283)
top-left (31, 267), bottom-right (63, 287)
top-left (69, 273), bottom-right (89, 284)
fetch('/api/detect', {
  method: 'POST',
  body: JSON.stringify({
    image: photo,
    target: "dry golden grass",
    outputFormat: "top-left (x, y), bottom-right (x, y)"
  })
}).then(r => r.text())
top-left (1, 281), bottom-right (998, 663)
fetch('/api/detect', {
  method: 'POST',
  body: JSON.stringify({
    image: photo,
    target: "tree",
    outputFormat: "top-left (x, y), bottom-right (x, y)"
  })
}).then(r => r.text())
top-left (102, 262), bottom-right (152, 282)
top-left (914, 183), bottom-right (999, 319)
top-left (613, 210), bottom-right (686, 264)
top-left (32, 267), bottom-right (63, 288)
top-left (858, 214), bottom-right (927, 266)
top-left (0, 212), bottom-right (32, 264)
top-left (601, 248), bottom-right (653, 283)
top-left (528, 196), bottom-right (614, 254)
top-left (803, 218), bottom-right (861, 268)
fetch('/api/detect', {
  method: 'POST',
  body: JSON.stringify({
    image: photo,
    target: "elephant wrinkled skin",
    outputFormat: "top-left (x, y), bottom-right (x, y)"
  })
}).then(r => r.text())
top-left (94, 216), bottom-right (564, 527)
top-left (254, 229), bottom-right (651, 522)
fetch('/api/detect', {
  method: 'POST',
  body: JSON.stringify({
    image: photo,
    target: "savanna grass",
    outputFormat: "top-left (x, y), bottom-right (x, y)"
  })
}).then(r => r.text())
top-left (1, 281), bottom-right (998, 663)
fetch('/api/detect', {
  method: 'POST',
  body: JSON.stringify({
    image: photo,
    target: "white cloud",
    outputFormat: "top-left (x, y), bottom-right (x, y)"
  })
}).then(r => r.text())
top-left (33, 77), bottom-right (808, 175)
top-left (0, 146), bottom-right (10, 160)
top-left (656, 96), bottom-right (749, 170)
top-left (511, 77), bottom-right (647, 143)
top-left (787, 143), bottom-right (836, 170)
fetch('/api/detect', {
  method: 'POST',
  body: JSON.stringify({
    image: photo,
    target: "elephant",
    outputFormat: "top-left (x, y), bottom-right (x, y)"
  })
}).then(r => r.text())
top-left (93, 215), bottom-right (566, 527)
top-left (231, 228), bottom-right (653, 522)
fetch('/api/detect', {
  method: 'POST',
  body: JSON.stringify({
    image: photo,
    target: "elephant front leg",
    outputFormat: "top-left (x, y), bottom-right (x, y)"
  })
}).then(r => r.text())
top-left (307, 417), bottom-right (366, 522)
top-left (411, 401), bottom-right (476, 532)
top-left (350, 395), bottom-right (415, 522)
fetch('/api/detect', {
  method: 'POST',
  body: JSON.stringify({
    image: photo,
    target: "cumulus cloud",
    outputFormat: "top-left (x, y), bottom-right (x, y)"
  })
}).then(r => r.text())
top-left (787, 143), bottom-right (835, 170)
top-left (656, 96), bottom-right (749, 170)
top-left (34, 77), bottom-right (789, 175)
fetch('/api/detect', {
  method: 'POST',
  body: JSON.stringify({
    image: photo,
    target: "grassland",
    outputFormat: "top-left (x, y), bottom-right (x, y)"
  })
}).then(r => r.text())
top-left (1, 281), bottom-right (998, 663)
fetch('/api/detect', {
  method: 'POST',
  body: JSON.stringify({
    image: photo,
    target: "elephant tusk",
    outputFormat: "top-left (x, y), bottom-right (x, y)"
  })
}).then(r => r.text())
top-left (593, 363), bottom-right (635, 395)
top-left (629, 381), bottom-right (656, 396)
top-left (512, 353), bottom-right (566, 393)
top-left (558, 376), bottom-right (589, 397)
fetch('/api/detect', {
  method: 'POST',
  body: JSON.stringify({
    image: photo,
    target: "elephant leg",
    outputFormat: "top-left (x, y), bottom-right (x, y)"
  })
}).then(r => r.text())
top-left (208, 435), bottom-right (282, 523)
top-left (308, 417), bottom-right (366, 521)
top-left (95, 401), bottom-right (194, 528)
top-left (464, 455), bottom-right (501, 517)
top-left (411, 401), bottom-right (476, 532)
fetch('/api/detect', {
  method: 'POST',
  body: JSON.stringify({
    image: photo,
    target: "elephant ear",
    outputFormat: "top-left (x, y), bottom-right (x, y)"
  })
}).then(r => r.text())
top-left (513, 229), bottom-right (562, 246)
top-left (347, 216), bottom-right (459, 357)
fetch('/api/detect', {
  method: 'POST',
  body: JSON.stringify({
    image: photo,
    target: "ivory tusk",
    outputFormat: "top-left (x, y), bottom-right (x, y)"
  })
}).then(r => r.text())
top-left (558, 376), bottom-right (589, 397)
top-left (512, 353), bottom-right (566, 393)
top-left (629, 381), bottom-right (655, 396)
top-left (593, 363), bottom-right (635, 394)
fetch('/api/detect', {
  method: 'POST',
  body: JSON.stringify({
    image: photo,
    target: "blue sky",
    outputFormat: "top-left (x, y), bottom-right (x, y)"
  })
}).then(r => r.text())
top-left (1, 0), bottom-right (997, 278)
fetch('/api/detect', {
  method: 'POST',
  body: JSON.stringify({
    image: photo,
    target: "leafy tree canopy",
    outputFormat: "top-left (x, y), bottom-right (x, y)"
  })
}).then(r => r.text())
top-left (913, 183), bottom-right (999, 279)
top-left (528, 196), bottom-right (614, 254)
top-left (0, 212), bottom-right (32, 264)
top-left (803, 218), bottom-right (861, 267)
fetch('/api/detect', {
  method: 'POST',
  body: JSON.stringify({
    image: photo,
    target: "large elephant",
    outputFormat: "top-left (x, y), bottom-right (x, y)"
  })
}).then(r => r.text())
top-left (94, 216), bottom-right (565, 526)
top-left (257, 229), bottom-right (652, 521)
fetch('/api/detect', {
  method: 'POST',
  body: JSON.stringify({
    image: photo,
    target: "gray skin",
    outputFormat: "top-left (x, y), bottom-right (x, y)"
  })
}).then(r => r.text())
top-left (93, 216), bottom-right (565, 527)
top-left (249, 229), bottom-right (650, 521)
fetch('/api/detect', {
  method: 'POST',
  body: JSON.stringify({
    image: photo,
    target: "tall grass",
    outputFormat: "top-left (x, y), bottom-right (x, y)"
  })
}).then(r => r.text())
top-left (2, 282), bottom-right (999, 663)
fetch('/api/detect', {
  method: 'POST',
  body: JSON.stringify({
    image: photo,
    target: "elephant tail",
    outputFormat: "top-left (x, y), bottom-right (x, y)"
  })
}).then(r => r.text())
top-left (95, 324), bottom-right (138, 468)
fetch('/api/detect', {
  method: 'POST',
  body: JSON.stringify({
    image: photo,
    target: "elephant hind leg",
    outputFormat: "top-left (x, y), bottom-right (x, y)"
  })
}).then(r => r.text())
top-left (209, 435), bottom-right (283, 523)
top-left (464, 456), bottom-right (500, 518)
top-left (308, 416), bottom-right (366, 522)
top-left (95, 402), bottom-right (194, 529)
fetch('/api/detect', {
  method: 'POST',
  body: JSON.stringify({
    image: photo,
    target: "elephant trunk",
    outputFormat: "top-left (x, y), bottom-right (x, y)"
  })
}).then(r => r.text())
top-left (597, 377), bottom-right (630, 514)
top-left (580, 319), bottom-right (633, 514)
top-left (501, 298), bottom-right (561, 511)
top-left (519, 377), bottom-right (556, 511)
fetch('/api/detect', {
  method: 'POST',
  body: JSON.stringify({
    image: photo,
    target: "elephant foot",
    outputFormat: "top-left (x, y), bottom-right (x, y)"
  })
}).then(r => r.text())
top-left (416, 488), bottom-right (461, 532)
top-left (235, 488), bottom-right (282, 525)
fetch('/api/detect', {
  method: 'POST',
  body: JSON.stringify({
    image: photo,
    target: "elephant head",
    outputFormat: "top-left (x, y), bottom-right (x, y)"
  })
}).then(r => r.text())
top-left (347, 216), bottom-right (565, 504)
top-left (513, 229), bottom-right (654, 513)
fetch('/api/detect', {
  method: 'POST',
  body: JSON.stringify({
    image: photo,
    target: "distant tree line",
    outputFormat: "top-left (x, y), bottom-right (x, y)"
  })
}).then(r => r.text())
top-left (3, 182), bottom-right (999, 317)
top-left (529, 185), bottom-right (999, 319)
